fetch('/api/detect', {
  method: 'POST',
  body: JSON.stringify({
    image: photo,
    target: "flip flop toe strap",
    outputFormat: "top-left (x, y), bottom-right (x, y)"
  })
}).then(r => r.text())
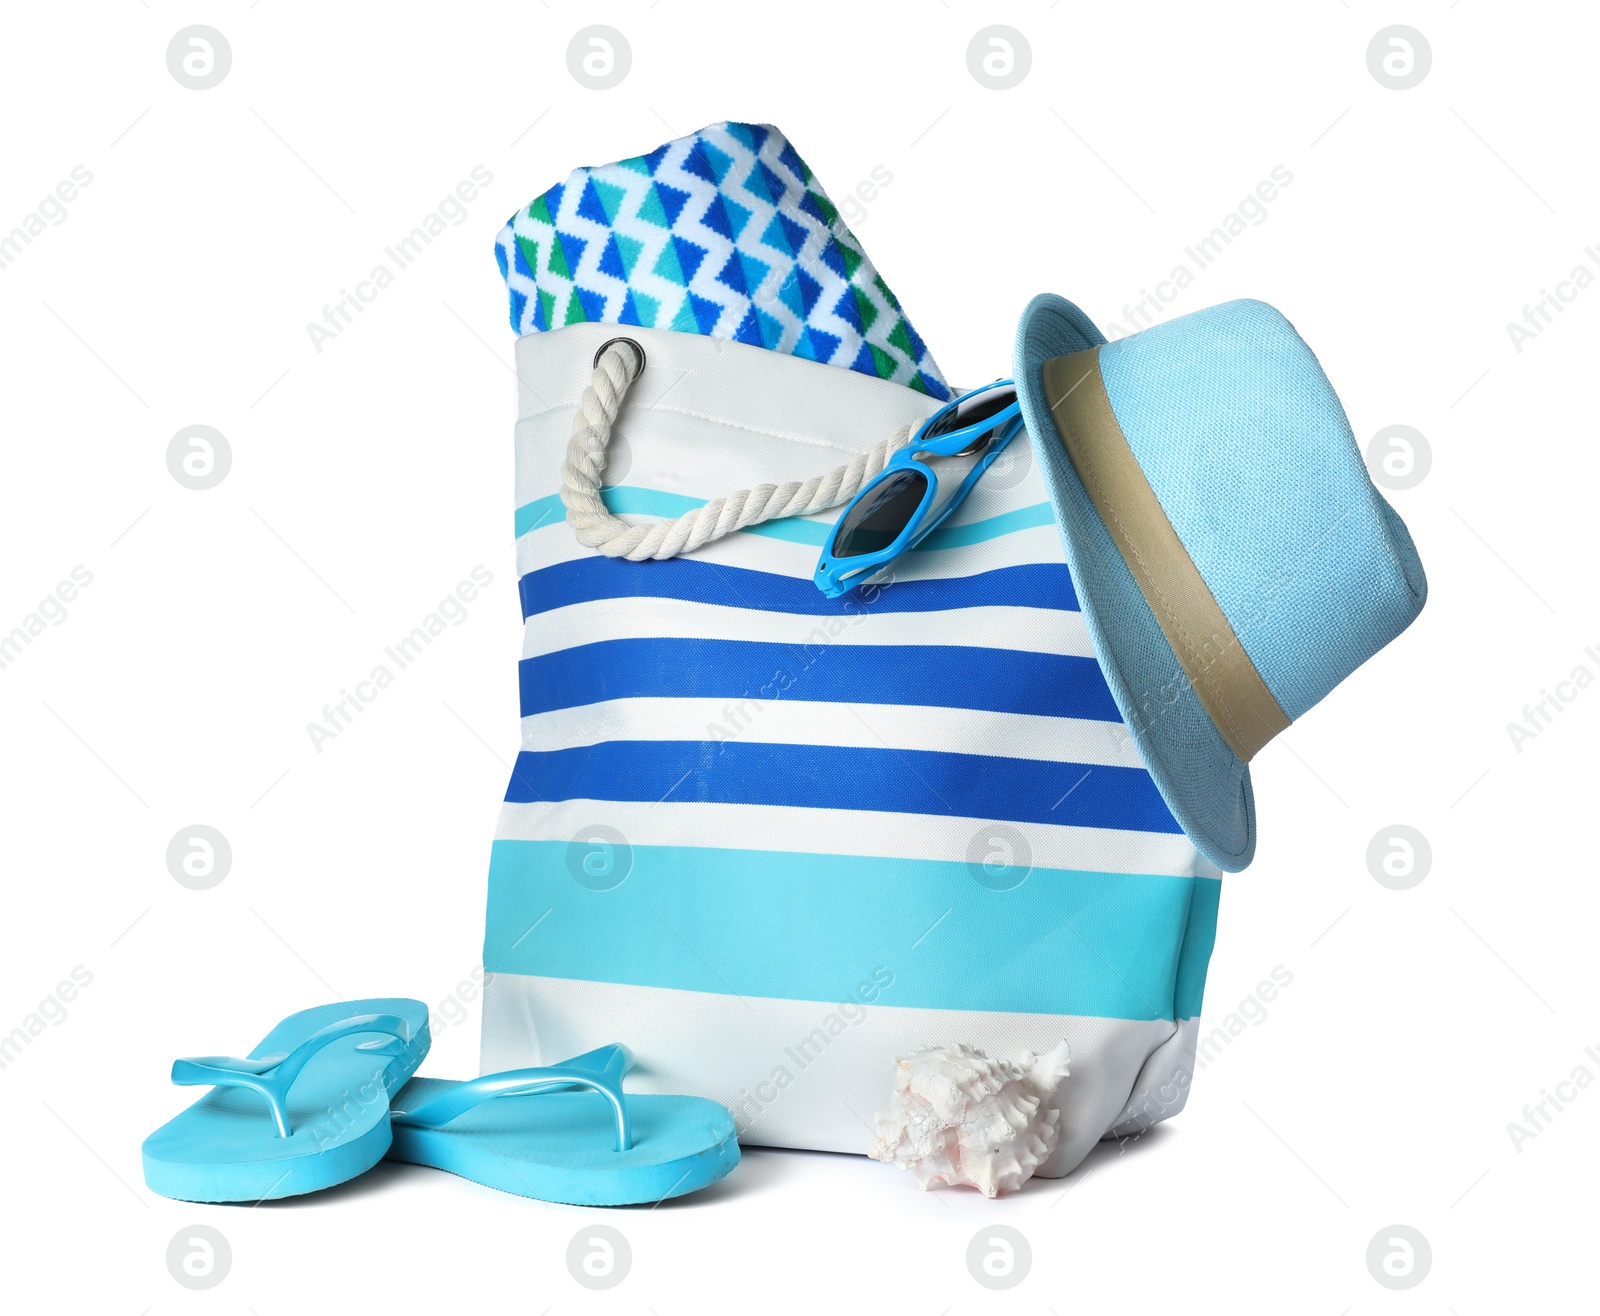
top-left (170, 1012), bottom-right (414, 1138)
top-left (394, 1043), bottom-right (635, 1153)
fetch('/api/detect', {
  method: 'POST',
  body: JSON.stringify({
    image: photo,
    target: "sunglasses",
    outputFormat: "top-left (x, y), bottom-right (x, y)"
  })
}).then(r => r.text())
top-left (813, 380), bottom-right (1023, 598)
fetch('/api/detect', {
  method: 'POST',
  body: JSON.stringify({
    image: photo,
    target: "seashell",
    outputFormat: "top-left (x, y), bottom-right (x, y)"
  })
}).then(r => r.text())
top-left (867, 1040), bottom-right (1072, 1196)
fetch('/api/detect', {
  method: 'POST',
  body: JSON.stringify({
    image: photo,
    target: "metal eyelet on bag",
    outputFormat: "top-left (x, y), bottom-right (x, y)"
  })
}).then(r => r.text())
top-left (593, 336), bottom-right (646, 374)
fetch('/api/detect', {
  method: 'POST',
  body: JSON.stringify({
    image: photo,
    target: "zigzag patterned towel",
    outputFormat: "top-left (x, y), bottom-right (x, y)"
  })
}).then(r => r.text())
top-left (495, 120), bottom-right (950, 399)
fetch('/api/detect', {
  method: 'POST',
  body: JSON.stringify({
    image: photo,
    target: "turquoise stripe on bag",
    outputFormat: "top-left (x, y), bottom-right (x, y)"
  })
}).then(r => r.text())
top-left (1173, 875), bottom-right (1220, 1019)
top-left (513, 488), bottom-right (1055, 546)
top-left (484, 839), bottom-right (1219, 1021)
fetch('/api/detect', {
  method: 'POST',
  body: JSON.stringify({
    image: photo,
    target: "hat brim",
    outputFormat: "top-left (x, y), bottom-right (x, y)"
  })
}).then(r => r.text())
top-left (1014, 294), bottom-right (1254, 872)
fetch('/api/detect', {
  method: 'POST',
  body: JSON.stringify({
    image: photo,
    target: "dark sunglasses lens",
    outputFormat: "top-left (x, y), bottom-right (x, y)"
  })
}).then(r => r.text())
top-left (832, 468), bottom-right (929, 559)
top-left (923, 383), bottom-right (1018, 441)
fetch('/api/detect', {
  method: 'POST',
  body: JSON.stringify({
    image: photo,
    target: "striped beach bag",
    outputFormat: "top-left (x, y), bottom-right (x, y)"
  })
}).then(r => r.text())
top-left (479, 123), bottom-right (1216, 1177)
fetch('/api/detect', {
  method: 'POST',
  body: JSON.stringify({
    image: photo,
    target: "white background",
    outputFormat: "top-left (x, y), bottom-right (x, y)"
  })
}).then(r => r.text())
top-left (2, 2), bottom-right (1595, 1311)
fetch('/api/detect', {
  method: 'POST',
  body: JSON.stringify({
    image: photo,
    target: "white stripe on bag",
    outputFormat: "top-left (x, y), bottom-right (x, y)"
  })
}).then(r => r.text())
top-left (520, 597), bottom-right (1095, 660)
top-left (515, 517), bottom-right (1072, 584)
top-left (520, 696), bottom-right (1142, 767)
top-left (494, 797), bottom-right (1207, 877)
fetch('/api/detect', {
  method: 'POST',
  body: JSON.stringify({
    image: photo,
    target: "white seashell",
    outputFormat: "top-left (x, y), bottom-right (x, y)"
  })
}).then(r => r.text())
top-left (867, 1040), bottom-right (1072, 1196)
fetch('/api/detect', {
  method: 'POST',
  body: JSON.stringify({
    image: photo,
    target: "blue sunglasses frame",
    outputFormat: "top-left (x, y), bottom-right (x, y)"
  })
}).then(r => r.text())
top-left (813, 380), bottom-right (1023, 599)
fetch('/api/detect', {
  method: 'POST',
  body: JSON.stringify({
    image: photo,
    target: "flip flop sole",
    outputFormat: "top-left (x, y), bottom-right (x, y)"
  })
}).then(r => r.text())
top-left (387, 1080), bottom-right (740, 1206)
top-left (143, 1113), bottom-right (393, 1203)
top-left (142, 998), bottom-right (430, 1203)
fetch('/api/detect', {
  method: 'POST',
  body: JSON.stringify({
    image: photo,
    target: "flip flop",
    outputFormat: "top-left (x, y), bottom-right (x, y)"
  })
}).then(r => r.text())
top-left (386, 1044), bottom-right (739, 1206)
top-left (142, 998), bottom-right (431, 1202)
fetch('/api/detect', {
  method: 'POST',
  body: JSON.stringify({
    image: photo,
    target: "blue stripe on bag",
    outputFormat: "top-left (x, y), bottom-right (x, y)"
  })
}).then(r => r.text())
top-left (519, 639), bottom-right (1122, 721)
top-left (519, 558), bottom-right (1081, 619)
top-left (513, 488), bottom-right (1057, 546)
top-left (504, 741), bottom-right (1181, 834)
top-left (484, 839), bottom-right (1217, 1019)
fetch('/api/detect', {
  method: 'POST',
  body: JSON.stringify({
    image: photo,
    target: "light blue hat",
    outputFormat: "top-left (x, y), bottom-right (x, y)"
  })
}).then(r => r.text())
top-left (1014, 295), bottom-right (1427, 871)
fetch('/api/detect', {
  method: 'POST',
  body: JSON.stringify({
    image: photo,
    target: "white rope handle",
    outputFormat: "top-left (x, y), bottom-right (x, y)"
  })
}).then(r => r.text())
top-left (559, 339), bottom-right (912, 562)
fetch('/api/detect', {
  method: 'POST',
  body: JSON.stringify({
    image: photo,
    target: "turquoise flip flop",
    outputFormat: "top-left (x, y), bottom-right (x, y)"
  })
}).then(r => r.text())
top-left (142, 998), bottom-right (431, 1202)
top-left (386, 1044), bottom-right (739, 1206)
